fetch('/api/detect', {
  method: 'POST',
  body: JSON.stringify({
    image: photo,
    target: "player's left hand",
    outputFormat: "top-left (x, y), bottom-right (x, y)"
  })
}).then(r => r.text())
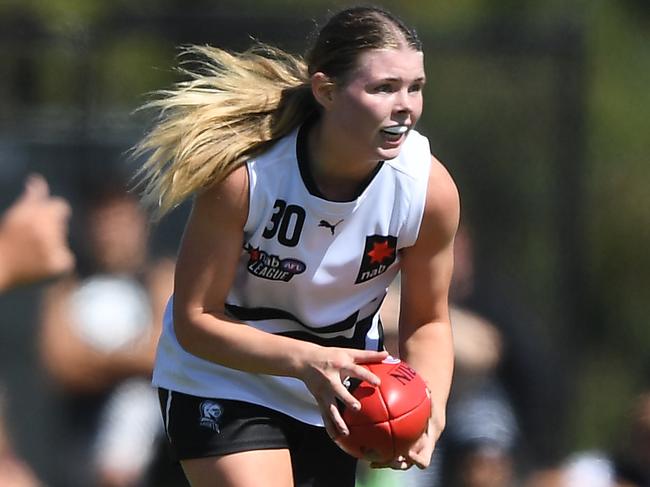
top-left (370, 399), bottom-right (444, 470)
top-left (368, 421), bottom-right (434, 470)
top-left (406, 415), bottom-right (439, 469)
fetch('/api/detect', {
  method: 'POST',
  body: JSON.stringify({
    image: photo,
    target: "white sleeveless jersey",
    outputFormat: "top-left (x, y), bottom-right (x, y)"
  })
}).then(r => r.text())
top-left (153, 123), bottom-right (432, 426)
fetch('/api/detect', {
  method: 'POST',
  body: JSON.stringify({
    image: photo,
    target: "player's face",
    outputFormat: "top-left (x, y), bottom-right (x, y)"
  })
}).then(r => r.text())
top-left (328, 46), bottom-right (425, 162)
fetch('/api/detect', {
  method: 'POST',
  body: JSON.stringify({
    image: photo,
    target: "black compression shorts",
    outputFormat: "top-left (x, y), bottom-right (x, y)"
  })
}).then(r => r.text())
top-left (158, 388), bottom-right (357, 487)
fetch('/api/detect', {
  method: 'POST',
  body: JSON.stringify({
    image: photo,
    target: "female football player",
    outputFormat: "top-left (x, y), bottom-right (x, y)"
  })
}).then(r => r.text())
top-left (135, 6), bottom-right (459, 486)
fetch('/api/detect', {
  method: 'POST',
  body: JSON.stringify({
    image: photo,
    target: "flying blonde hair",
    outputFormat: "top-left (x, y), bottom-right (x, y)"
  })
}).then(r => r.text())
top-left (133, 44), bottom-right (316, 217)
top-left (133, 7), bottom-right (421, 217)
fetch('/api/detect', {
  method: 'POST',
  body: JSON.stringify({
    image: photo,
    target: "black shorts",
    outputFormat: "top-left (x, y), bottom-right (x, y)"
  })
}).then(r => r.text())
top-left (158, 388), bottom-right (357, 487)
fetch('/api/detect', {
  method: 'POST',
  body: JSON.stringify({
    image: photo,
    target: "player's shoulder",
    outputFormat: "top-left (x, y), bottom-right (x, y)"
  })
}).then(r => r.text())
top-left (385, 129), bottom-right (431, 178)
top-left (194, 164), bottom-right (249, 228)
top-left (428, 154), bottom-right (458, 203)
top-left (249, 127), bottom-right (300, 171)
top-left (424, 154), bottom-right (460, 241)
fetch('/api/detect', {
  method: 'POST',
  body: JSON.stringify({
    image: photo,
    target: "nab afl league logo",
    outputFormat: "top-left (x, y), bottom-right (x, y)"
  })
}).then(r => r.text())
top-left (355, 235), bottom-right (397, 284)
top-left (244, 243), bottom-right (306, 282)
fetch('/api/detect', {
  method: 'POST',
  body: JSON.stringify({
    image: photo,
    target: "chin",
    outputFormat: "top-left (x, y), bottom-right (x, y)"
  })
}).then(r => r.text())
top-left (376, 146), bottom-right (403, 161)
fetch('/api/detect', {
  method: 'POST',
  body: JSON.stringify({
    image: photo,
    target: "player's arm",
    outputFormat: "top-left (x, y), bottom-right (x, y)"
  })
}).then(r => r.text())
top-left (172, 165), bottom-right (387, 438)
top-left (397, 155), bottom-right (460, 468)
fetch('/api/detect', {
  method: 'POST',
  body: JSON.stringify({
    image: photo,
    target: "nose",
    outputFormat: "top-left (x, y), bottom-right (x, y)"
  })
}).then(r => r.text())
top-left (394, 88), bottom-right (413, 114)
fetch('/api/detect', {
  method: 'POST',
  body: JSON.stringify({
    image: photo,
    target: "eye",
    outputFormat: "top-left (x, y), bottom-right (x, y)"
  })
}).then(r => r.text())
top-left (408, 82), bottom-right (424, 93)
top-left (374, 83), bottom-right (395, 93)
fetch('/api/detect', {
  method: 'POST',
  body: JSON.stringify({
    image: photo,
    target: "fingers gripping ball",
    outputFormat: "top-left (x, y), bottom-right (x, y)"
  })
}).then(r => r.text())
top-left (336, 357), bottom-right (431, 463)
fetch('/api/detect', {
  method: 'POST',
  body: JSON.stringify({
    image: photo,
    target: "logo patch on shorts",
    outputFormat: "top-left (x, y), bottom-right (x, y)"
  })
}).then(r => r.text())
top-left (355, 235), bottom-right (397, 284)
top-left (199, 400), bottom-right (223, 433)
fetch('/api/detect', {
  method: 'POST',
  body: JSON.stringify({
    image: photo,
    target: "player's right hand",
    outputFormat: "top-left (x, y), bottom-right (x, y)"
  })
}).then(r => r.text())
top-left (298, 346), bottom-right (388, 441)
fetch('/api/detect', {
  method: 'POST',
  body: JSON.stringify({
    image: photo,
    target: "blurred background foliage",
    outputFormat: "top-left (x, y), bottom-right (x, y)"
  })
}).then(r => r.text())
top-left (0, 0), bottom-right (648, 474)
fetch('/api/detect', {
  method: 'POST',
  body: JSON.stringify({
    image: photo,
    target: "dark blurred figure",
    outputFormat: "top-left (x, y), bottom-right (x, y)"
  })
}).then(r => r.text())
top-left (440, 307), bottom-right (518, 487)
top-left (37, 179), bottom-right (176, 487)
top-left (450, 224), bottom-right (568, 473)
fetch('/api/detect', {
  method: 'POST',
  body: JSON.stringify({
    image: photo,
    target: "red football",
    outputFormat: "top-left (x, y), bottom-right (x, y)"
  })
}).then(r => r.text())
top-left (336, 357), bottom-right (431, 463)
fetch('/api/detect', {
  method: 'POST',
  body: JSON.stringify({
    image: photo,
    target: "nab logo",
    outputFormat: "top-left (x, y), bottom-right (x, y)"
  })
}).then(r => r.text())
top-left (355, 235), bottom-right (397, 284)
top-left (245, 243), bottom-right (306, 282)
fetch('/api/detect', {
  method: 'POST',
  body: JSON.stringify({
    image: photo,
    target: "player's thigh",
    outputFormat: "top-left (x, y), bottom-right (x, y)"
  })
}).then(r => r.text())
top-left (181, 449), bottom-right (293, 487)
top-left (158, 390), bottom-right (294, 486)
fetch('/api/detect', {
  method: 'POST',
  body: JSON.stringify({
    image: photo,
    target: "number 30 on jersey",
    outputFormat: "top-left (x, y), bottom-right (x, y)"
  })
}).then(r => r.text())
top-left (262, 199), bottom-right (305, 248)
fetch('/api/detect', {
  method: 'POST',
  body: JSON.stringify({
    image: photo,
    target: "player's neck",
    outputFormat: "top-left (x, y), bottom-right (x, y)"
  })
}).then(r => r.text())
top-left (307, 120), bottom-right (380, 201)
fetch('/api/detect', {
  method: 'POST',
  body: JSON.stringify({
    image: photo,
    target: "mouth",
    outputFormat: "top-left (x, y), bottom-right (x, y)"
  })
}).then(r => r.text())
top-left (380, 124), bottom-right (410, 143)
top-left (381, 125), bottom-right (409, 135)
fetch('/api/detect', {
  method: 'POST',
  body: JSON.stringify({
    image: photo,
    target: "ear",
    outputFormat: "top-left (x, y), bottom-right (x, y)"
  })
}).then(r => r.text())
top-left (311, 72), bottom-right (336, 109)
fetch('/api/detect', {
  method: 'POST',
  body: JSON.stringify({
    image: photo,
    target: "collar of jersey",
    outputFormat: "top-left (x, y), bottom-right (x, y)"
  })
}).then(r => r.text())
top-left (296, 116), bottom-right (385, 204)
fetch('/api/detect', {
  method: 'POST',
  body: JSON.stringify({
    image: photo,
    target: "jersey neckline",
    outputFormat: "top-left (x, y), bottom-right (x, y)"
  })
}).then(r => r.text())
top-left (296, 117), bottom-right (385, 203)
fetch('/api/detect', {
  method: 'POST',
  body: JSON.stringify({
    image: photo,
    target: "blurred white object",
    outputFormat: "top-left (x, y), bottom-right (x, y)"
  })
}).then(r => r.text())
top-left (69, 275), bottom-right (152, 352)
top-left (94, 379), bottom-right (162, 478)
top-left (562, 451), bottom-right (614, 487)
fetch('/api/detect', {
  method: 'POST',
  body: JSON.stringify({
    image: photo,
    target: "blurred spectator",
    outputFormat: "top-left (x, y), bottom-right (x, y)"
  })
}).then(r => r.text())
top-left (0, 174), bottom-right (73, 487)
top-left (37, 181), bottom-right (175, 487)
top-left (450, 224), bottom-right (568, 470)
top-left (441, 308), bottom-right (518, 487)
top-left (0, 174), bottom-right (74, 292)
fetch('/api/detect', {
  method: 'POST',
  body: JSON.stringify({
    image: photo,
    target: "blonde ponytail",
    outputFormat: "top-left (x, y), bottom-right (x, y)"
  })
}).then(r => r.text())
top-left (133, 44), bottom-right (317, 217)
